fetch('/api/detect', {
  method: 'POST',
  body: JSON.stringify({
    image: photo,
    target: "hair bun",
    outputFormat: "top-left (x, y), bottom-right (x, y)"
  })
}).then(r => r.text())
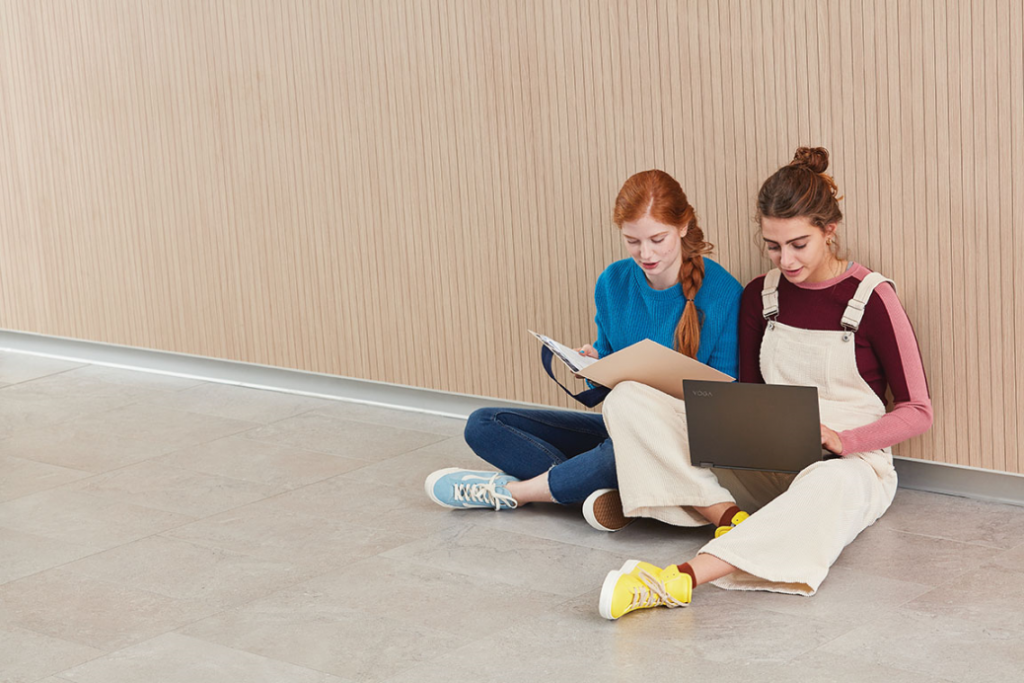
top-left (791, 147), bottom-right (830, 174)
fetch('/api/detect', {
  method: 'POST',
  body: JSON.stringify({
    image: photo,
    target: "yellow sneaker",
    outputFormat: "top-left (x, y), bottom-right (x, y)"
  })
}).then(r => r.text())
top-left (598, 563), bottom-right (692, 620)
top-left (714, 510), bottom-right (750, 538)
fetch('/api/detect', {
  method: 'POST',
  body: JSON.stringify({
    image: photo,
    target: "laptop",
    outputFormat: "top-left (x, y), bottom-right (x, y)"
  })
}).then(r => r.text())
top-left (683, 380), bottom-right (827, 474)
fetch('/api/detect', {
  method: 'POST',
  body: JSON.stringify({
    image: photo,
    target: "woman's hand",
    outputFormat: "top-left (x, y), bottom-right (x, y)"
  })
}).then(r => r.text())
top-left (820, 423), bottom-right (843, 455)
top-left (573, 345), bottom-right (599, 379)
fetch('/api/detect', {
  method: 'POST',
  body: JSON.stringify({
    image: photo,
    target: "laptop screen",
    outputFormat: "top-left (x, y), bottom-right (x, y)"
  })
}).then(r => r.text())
top-left (683, 380), bottom-right (823, 474)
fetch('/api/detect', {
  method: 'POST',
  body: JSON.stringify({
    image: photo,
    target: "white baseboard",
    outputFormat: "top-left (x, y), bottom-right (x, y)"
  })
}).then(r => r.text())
top-left (893, 456), bottom-right (1024, 507)
top-left (0, 329), bottom-right (546, 419)
top-left (3, 329), bottom-right (1022, 507)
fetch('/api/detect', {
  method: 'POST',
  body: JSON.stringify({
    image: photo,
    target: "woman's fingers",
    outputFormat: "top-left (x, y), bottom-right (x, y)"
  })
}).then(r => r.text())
top-left (820, 423), bottom-right (843, 455)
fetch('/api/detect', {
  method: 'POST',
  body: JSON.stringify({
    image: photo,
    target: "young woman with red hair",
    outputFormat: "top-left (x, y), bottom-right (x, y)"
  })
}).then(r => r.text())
top-left (597, 148), bottom-right (932, 620)
top-left (424, 170), bottom-right (743, 526)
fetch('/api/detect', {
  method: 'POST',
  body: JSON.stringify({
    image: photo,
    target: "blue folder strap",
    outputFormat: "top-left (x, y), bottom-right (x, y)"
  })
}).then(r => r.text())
top-left (541, 346), bottom-right (609, 408)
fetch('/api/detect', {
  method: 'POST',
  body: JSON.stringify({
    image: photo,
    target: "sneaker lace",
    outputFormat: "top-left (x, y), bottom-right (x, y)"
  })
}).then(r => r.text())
top-left (630, 569), bottom-right (685, 610)
top-left (452, 473), bottom-right (518, 511)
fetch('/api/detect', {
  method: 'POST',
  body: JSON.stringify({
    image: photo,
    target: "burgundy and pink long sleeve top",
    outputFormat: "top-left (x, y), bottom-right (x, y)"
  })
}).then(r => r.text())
top-left (739, 263), bottom-right (933, 456)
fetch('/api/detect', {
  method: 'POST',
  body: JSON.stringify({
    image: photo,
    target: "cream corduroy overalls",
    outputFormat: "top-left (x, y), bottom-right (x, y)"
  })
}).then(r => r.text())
top-left (603, 268), bottom-right (899, 594)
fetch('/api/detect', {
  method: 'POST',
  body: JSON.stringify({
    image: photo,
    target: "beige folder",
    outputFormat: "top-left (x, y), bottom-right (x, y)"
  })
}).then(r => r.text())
top-left (578, 339), bottom-right (734, 400)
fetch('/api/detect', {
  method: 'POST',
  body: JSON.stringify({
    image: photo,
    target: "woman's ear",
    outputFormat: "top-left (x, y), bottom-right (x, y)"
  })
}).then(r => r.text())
top-left (679, 221), bottom-right (690, 240)
top-left (824, 222), bottom-right (838, 244)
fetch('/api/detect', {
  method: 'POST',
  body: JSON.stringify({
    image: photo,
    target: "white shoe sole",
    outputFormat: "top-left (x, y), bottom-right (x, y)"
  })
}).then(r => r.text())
top-left (598, 570), bottom-right (624, 620)
top-left (424, 467), bottom-right (469, 509)
top-left (583, 488), bottom-right (634, 532)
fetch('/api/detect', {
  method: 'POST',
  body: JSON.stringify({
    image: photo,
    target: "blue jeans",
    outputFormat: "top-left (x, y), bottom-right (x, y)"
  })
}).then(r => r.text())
top-left (463, 407), bottom-right (618, 504)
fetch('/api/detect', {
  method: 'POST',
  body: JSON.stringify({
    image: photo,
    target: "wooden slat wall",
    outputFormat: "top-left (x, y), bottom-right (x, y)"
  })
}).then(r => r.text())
top-left (1, 0), bottom-right (1020, 473)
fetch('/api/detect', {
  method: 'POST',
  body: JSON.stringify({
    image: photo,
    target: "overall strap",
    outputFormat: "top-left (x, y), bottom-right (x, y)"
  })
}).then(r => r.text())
top-left (761, 269), bottom-right (782, 320)
top-left (840, 272), bottom-right (896, 332)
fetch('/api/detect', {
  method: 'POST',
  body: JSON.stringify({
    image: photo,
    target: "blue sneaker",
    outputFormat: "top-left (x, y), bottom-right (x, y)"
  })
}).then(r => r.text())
top-left (424, 468), bottom-right (519, 510)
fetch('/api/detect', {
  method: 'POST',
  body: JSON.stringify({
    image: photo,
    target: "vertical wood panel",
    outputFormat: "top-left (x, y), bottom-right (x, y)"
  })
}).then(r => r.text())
top-left (929, 0), bottom-right (953, 465)
top-left (0, 0), bottom-right (1021, 474)
top-left (1011, 0), bottom-right (1024, 476)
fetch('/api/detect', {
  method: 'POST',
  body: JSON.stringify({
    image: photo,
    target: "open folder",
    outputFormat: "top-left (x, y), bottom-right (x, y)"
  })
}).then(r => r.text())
top-left (529, 331), bottom-right (734, 400)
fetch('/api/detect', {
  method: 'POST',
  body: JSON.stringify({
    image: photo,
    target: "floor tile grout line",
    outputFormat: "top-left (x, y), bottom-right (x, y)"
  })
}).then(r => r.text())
top-left (3, 521), bottom-right (371, 647)
top-left (0, 374), bottom-right (205, 407)
top-left (465, 525), bottom-right (710, 560)
top-left (0, 363), bottom-right (91, 390)
top-left (129, 390), bottom-right (329, 428)
top-left (0, 398), bottom-right (139, 445)
top-left (4, 369), bottom-right (459, 482)
top-left (130, 544), bottom-right (517, 683)
top-left (0, 526), bottom-right (112, 587)
top-left (798, 635), bottom-right (965, 683)
top-left (0, 459), bottom-right (374, 589)
top-left (42, 621), bottom-right (347, 683)
top-left (1, 568), bottom-right (228, 654)
top-left (0, 409), bottom-right (273, 508)
top-left (373, 519), bottom-right (653, 601)
top-left (0, 451), bottom-right (98, 482)
top-left (228, 433), bottom-right (391, 465)
top-left (11, 627), bottom-right (112, 682)
top-left (5, 406), bottom-right (451, 497)
top-left (701, 578), bottom-right (938, 633)
top-left (240, 406), bottom-right (464, 440)
top-left (4, 435), bottom-right (438, 513)
top-left (0, 391), bottom-right (232, 456)
top-left (881, 526), bottom-right (1024, 551)
top-left (122, 463), bottom-right (418, 539)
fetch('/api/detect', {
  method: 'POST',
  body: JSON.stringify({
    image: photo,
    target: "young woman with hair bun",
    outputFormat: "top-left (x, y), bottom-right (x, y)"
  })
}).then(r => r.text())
top-left (597, 147), bottom-right (933, 620)
top-left (424, 170), bottom-right (743, 525)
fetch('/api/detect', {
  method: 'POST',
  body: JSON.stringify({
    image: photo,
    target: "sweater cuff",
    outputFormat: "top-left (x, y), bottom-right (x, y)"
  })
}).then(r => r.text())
top-left (837, 429), bottom-right (862, 457)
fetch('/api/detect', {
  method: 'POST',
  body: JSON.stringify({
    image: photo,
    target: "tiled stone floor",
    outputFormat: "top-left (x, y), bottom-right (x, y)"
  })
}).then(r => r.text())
top-left (1, 351), bottom-right (1022, 683)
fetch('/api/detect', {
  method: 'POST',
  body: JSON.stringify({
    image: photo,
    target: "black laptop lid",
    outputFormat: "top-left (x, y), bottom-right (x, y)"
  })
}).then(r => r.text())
top-left (683, 380), bottom-right (824, 474)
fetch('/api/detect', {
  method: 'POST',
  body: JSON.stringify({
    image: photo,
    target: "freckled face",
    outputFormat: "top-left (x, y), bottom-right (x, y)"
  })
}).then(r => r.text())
top-left (621, 214), bottom-right (688, 290)
top-left (761, 216), bottom-right (837, 284)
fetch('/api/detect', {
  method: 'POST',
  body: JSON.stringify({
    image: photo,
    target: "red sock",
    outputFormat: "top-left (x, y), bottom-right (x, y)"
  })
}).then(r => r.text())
top-left (717, 505), bottom-right (741, 527)
top-left (676, 562), bottom-right (697, 586)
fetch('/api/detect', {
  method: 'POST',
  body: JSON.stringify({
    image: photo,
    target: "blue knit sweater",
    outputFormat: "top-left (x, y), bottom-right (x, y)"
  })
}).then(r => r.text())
top-left (593, 257), bottom-right (742, 378)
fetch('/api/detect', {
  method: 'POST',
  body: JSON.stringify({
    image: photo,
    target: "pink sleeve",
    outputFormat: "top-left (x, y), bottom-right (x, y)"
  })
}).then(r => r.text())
top-left (837, 283), bottom-right (933, 455)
